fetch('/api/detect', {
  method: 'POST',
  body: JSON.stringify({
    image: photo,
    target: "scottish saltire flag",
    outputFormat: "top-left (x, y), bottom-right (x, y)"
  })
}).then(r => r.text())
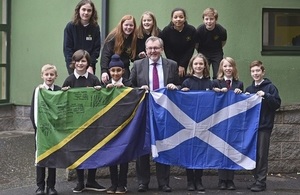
top-left (149, 88), bottom-right (262, 170)
top-left (35, 87), bottom-right (150, 169)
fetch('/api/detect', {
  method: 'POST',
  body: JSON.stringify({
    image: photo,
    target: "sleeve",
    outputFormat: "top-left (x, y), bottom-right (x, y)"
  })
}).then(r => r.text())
top-left (62, 76), bottom-right (71, 87)
top-left (129, 61), bottom-right (138, 87)
top-left (89, 25), bottom-right (101, 68)
top-left (264, 85), bottom-right (281, 111)
top-left (30, 89), bottom-right (37, 131)
top-left (100, 38), bottom-right (114, 74)
top-left (178, 26), bottom-right (196, 68)
top-left (161, 27), bottom-right (177, 62)
top-left (63, 22), bottom-right (75, 67)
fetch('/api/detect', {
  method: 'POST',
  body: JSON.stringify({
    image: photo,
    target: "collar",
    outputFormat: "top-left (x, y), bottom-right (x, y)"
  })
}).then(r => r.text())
top-left (255, 79), bottom-right (264, 86)
top-left (149, 57), bottom-right (162, 66)
top-left (224, 76), bottom-right (232, 81)
top-left (42, 83), bottom-right (54, 90)
top-left (74, 71), bottom-right (88, 79)
top-left (112, 77), bottom-right (123, 85)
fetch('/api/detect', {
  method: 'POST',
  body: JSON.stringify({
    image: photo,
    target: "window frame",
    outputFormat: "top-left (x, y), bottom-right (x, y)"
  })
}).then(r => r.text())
top-left (0, 0), bottom-right (10, 104)
top-left (261, 8), bottom-right (300, 56)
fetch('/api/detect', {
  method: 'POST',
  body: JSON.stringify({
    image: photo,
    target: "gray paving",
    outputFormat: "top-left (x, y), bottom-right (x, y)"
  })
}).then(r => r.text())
top-left (1, 131), bottom-right (300, 195)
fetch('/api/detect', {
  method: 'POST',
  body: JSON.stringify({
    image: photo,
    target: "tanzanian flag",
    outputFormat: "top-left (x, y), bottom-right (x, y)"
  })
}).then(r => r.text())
top-left (34, 87), bottom-right (149, 169)
top-left (149, 88), bottom-right (262, 170)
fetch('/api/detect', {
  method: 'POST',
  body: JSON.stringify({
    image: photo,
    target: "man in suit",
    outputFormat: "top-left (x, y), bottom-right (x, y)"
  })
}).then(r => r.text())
top-left (130, 36), bottom-right (180, 192)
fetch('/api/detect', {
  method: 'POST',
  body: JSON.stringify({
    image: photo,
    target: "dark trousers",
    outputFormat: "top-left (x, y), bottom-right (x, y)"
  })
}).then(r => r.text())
top-left (76, 169), bottom-right (97, 184)
top-left (252, 130), bottom-right (272, 185)
top-left (186, 169), bottom-right (203, 184)
top-left (136, 154), bottom-right (170, 187)
top-left (205, 53), bottom-right (223, 79)
top-left (218, 169), bottom-right (234, 180)
top-left (36, 166), bottom-right (56, 189)
top-left (109, 163), bottom-right (128, 187)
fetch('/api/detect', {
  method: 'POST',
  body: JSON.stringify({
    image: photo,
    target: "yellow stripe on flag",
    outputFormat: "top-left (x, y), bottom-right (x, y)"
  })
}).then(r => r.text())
top-left (67, 91), bottom-right (146, 169)
top-left (36, 88), bottom-right (133, 163)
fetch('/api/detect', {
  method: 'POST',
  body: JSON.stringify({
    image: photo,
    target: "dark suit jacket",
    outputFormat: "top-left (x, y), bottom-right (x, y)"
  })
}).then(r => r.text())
top-left (212, 79), bottom-right (244, 91)
top-left (130, 57), bottom-right (180, 88)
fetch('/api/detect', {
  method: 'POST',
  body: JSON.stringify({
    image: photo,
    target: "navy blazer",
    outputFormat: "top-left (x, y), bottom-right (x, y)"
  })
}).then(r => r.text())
top-left (130, 57), bottom-right (180, 88)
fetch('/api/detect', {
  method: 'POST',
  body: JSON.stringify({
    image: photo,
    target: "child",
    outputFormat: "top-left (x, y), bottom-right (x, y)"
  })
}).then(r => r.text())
top-left (30, 64), bottom-right (61, 195)
top-left (100, 15), bottom-right (137, 83)
top-left (181, 53), bottom-right (212, 191)
top-left (245, 60), bottom-right (281, 192)
top-left (62, 49), bottom-right (105, 193)
top-left (161, 8), bottom-right (196, 84)
top-left (105, 54), bottom-right (131, 194)
top-left (63, 0), bottom-right (101, 75)
top-left (212, 57), bottom-right (243, 190)
top-left (196, 8), bottom-right (227, 79)
top-left (136, 11), bottom-right (161, 59)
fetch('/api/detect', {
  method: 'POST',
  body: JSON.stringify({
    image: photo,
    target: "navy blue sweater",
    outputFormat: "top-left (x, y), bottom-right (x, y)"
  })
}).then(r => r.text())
top-left (245, 78), bottom-right (281, 131)
top-left (63, 22), bottom-right (101, 68)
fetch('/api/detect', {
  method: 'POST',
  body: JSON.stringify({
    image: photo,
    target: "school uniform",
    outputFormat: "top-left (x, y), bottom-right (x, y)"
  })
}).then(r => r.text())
top-left (30, 83), bottom-right (61, 194)
top-left (196, 24), bottom-right (227, 79)
top-left (212, 77), bottom-right (243, 190)
top-left (100, 35), bottom-right (134, 79)
top-left (63, 22), bottom-right (101, 74)
top-left (62, 71), bottom-right (104, 192)
top-left (161, 22), bottom-right (196, 83)
top-left (181, 76), bottom-right (212, 191)
top-left (245, 78), bottom-right (281, 191)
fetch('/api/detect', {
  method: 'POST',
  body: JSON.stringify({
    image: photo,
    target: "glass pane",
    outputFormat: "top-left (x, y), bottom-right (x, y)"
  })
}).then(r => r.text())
top-left (0, 67), bottom-right (6, 99)
top-left (263, 9), bottom-right (300, 47)
top-left (0, 0), bottom-right (7, 24)
top-left (1, 31), bottom-right (7, 63)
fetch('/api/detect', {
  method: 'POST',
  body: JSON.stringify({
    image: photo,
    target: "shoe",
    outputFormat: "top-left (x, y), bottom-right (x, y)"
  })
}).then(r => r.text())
top-left (35, 187), bottom-right (45, 195)
top-left (226, 180), bottom-right (236, 190)
top-left (159, 185), bottom-right (172, 192)
top-left (106, 185), bottom-right (117, 194)
top-left (73, 183), bottom-right (85, 193)
top-left (195, 182), bottom-right (205, 191)
top-left (47, 187), bottom-right (58, 195)
top-left (247, 182), bottom-right (256, 189)
top-left (250, 183), bottom-right (266, 192)
top-left (115, 186), bottom-right (127, 194)
top-left (218, 180), bottom-right (227, 190)
top-left (138, 184), bottom-right (148, 192)
top-left (85, 181), bottom-right (106, 192)
top-left (187, 182), bottom-right (195, 191)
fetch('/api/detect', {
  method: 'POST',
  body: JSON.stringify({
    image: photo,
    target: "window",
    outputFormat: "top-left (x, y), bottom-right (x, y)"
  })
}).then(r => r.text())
top-left (262, 8), bottom-right (300, 55)
top-left (0, 0), bottom-right (10, 103)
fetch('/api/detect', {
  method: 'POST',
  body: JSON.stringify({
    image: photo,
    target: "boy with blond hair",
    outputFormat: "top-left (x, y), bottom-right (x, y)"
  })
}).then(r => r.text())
top-left (30, 64), bottom-right (61, 195)
top-left (196, 8), bottom-right (227, 79)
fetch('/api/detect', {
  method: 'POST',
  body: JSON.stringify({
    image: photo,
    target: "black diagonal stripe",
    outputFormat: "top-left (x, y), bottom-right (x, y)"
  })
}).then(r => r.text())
top-left (37, 89), bottom-right (145, 168)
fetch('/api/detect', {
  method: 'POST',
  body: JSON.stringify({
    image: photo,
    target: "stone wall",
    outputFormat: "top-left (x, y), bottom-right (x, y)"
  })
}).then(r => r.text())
top-left (0, 104), bottom-right (299, 174)
top-left (269, 104), bottom-right (300, 173)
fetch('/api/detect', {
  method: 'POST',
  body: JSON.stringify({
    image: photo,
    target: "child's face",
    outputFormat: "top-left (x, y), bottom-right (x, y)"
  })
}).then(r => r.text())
top-left (172, 11), bottom-right (186, 29)
top-left (109, 67), bottom-right (124, 81)
top-left (122, 19), bottom-right (135, 36)
top-left (79, 3), bottom-right (93, 23)
top-left (203, 14), bottom-right (216, 31)
top-left (41, 69), bottom-right (57, 86)
top-left (222, 60), bottom-right (233, 78)
top-left (75, 57), bottom-right (88, 73)
top-left (142, 14), bottom-right (154, 32)
top-left (250, 66), bottom-right (265, 83)
top-left (192, 57), bottom-right (205, 75)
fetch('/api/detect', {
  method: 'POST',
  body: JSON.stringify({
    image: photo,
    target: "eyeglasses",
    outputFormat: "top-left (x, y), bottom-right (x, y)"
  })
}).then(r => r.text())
top-left (146, 47), bottom-right (161, 51)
